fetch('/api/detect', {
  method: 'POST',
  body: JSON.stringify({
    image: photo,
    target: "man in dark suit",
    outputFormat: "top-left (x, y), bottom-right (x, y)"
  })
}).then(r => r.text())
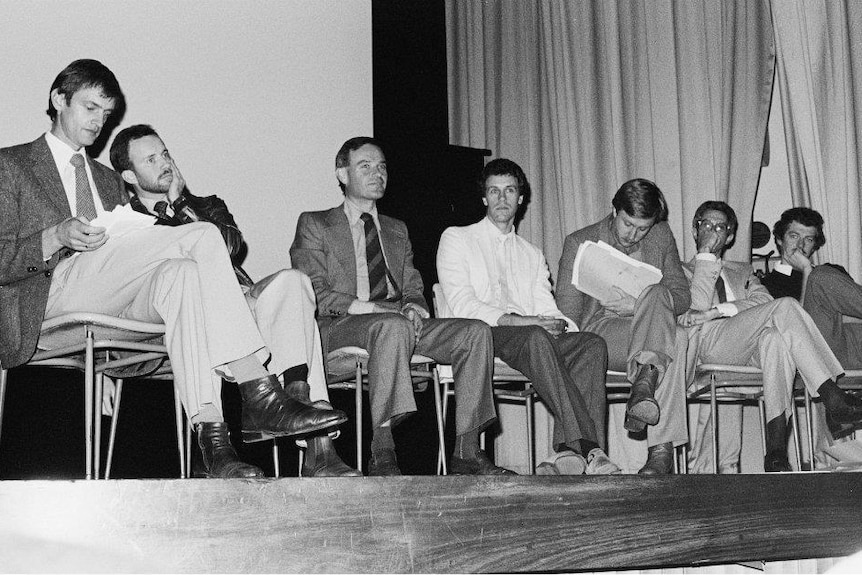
top-left (679, 201), bottom-right (862, 472)
top-left (109, 124), bottom-right (358, 477)
top-left (0, 60), bottom-right (342, 478)
top-left (290, 136), bottom-right (514, 476)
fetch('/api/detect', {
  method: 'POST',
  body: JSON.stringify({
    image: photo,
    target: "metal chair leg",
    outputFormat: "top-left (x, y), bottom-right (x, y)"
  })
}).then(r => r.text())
top-left (105, 379), bottom-right (124, 480)
top-left (84, 328), bottom-right (95, 480)
top-left (710, 376), bottom-right (718, 474)
top-left (272, 441), bottom-right (281, 478)
top-left (432, 369), bottom-right (447, 475)
top-left (790, 408), bottom-right (803, 471)
top-left (94, 372), bottom-right (105, 479)
top-left (355, 360), bottom-right (363, 473)
top-left (804, 389), bottom-right (815, 470)
top-left (172, 384), bottom-right (185, 478)
top-left (0, 368), bottom-right (7, 452)
top-left (525, 392), bottom-right (535, 474)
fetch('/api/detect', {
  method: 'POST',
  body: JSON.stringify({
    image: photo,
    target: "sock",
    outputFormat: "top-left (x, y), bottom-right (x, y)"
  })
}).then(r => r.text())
top-left (453, 429), bottom-right (480, 460)
top-left (371, 426), bottom-right (395, 454)
top-left (579, 439), bottom-right (600, 456)
top-left (190, 403), bottom-right (223, 425)
top-left (817, 379), bottom-right (847, 412)
top-left (282, 364), bottom-right (309, 384)
top-left (227, 355), bottom-right (269, 383)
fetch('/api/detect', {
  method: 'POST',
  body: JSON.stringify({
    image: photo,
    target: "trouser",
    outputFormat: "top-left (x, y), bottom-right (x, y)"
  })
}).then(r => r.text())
top-left (805, 265), bottom-right (862, 369)
top-left (327, 314), bottom-right (496, 435)
top-left (491, 326), bottom-right (607, 450)
top-left (586, 284), bottom-right (688, 448)
top-left (45, 223), bottom-right (268, 420)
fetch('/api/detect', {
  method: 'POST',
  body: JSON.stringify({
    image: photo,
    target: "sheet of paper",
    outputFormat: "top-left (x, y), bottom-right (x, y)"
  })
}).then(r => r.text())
top-left (571, 240), bottom-right (662, 301)
top-left (91, 203), bottom-right (156, 238)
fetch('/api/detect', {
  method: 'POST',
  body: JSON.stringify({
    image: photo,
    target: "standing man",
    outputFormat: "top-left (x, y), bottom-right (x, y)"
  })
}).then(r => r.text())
top-left (0, 60), bottom-right (342, 479)
top-left (109, 124), bottom-right (358, 477)
top-left (679, 201), bottom-right (862, 471)
top-left (556, 179), bottom-right (689, 474)
top-left (290, 136), bottom-right (514, 476)
top-left (437, 158), bottom-right (619, 475)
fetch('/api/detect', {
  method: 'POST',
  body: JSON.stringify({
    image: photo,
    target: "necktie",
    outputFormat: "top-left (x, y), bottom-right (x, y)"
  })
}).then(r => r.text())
top-left (361, 212), bottom-right (388, 301)
top-left (70, 154), bottom-right (97, 221)
top-left (154, 200), bottom-right (169, 219)
top-left (715, 274), bottom-right (727, 304)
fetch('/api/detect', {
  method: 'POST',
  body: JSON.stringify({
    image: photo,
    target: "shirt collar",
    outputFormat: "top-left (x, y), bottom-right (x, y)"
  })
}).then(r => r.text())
top-left (343, 197), bottom-right (379, 227)
top-left (773, 262), bottom-right (794, 276)
top-left (45, 130), bottom-right (83, 175)
top-left (481, 215), bottom-right (516, 241)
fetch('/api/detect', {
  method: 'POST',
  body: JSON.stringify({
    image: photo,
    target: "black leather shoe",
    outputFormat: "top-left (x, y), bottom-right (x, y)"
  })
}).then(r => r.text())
top-left (450, 450), bottom-right (518, 476)
top-left (625, 364), bottom-right (660, 432)
top-left (301, 434), bottom-right (361, 477)
top-left (638, 442), bottom-right (674, 475)
top-left (825, 406), bottom-right (862, 439)
top-left (764, 451), bottom-right (793, 472)
top-left (239, 375), bottom-right (347, 442)
top-left (196, 422), bottom-right (264, 478)
top-left (283, 380), bottom-right (314, 405)
top-left (368, 448), bottom-right (401, 476)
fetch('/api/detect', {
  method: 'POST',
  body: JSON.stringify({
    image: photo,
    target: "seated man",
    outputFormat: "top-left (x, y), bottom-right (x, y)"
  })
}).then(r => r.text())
top-left (436, 158), bottom-right (618, 475)
top-left (0, 59), bottom-right (343, 479)
top-left (290, 136), bottom-right (514, 476)
top-left (679, 201), bottom-right (862, 471)
top-left (557, 179), bottom-right (689, 474)
top-left (761, 207), bottom-right (862, 375)
top-left (108, 124), bottom-right (358, 476)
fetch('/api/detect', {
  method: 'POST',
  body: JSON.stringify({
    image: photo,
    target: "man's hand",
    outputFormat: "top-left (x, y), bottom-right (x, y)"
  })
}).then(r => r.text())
top-left (401, 304), bottom-right (425, 344)
top-left (679, 308), bottom-right (721, 327)
top-left (166, 158), bottom-right (186, 204)
top-left (696, 228), bottom-right (722, 254)
top-left (499, 313), bottom-right (567, 336)
top-left (785, 245), bottom-right (813, 274)
top-left (600, 287), bottom-right (636, 316)
top-left (49, 217), bottom-right (107, 254)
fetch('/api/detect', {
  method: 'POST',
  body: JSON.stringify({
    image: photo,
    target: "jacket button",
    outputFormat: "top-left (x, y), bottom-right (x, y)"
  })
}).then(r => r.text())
top-left (45, 271), bottom-right (52, 278)
top-left (27, 266), bottom-right (37, 273)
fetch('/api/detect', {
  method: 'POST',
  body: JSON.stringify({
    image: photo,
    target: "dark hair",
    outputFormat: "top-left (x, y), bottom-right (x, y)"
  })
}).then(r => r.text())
top-left (47, 59), bottom-right (123, 121)
top-left (335, 136), bottom-right (385, 192)
top-left (693, 200), bottom-right (738, 234)
top-left (612, 178), bottom-right (668, 222)
top-left (110, 124), bottom-right (160, 173)
top-left (479, 158), bottom-right (530, 198)
top-left (773, 207), bottom-right (826, 250)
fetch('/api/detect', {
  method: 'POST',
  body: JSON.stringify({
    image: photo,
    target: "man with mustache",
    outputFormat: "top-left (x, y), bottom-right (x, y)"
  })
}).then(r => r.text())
top-left (436, 158), bottom-right (619, 475)
top-left (290, 137), bottom-right (514, 476)
top-left (109, 124), bottom-right (359, 476)
top-left (0, 60), bottom-right (342, 479)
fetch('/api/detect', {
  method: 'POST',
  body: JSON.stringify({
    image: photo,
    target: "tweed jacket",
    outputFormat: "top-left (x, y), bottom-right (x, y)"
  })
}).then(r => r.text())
top-left (0, 135), bottom-right (126, 368)
top-left (680, 256), bottom-right (773, 385)
top-left (556, 214), bottom-right (690, 330)
top-left (290, 204), bottom-right (427, 350)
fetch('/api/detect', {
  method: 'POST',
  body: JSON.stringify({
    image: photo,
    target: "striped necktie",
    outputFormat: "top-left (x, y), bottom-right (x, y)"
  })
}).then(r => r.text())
top-left (361, 212), bottom-right (389, 301)
top-left (70, 154), bottom-right (97, 220)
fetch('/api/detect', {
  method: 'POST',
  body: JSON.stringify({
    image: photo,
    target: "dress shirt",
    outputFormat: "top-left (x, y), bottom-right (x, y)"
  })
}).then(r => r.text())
top-left (694, 253), bottom-right (738, 316)
top-left (773, 262), bottom-right (794, 276)
top-left (343, 198), bottom-right (394, 314)
top-left (137, 195), bottom-right (174, 218)
top-left (437, 216), bottom-right (577, 330)
top-left (44, 131), bottom-right (105, 218)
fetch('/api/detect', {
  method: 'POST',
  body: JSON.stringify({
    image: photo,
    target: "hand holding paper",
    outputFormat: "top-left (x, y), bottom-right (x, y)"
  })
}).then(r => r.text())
top-left (571, 240), bottom-right (663, 302)
top-left (91, 204), bottom-right (156, 238)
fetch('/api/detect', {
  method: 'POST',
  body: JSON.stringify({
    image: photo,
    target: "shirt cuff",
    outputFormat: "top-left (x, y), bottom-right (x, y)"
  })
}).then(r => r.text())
top-left (696, 252), bottom-right (718, 261)
top-left (715, 302), bottom-right (738, 317)
top-left (348, 299), bottom-right (377, 315)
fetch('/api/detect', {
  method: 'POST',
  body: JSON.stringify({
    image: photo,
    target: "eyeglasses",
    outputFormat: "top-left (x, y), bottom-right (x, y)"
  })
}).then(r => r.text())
top-left (696, 219), bottom-right (731, 234)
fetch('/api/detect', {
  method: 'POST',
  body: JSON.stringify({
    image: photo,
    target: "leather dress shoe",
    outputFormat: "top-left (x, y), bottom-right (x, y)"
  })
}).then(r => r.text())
top-left (301, 434), bottom-right (361, 477)
top-left (638, 442), bottom-right (674, 475)
top-left (764, 451), bottom-right (793, 473)
top-left (586, 448), bottom-right (622, 475)
top-left (196, 422), bottom-right (264, 479)
top-left (450, 450), bottom-right (518, 476)
top-left (239, 375), bottom-right (347, 442)
top-left (283, 380), bottom-right (314, 404)
top-left (625, 364), bottom-right (660, 432)
top-left (826, 394), bottom-right (862, 439)
top-left (368, 448), bottom-right (401, 476)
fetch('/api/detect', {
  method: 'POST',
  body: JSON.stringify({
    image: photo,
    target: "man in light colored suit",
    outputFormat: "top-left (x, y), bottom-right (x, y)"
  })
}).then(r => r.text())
top-left (437, 158), bottom-right (618, 475)
top-left (110, 124), bottom-right (358, 477)
top-left (0, 60), bottom-right (342, 478)
top-left (290, 136), bottom-right (514, 476)
top-left (680, 201), bottom-right (862, 472)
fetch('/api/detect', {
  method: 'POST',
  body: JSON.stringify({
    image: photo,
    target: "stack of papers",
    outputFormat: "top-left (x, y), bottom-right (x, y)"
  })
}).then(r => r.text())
top-left (571, 240), bottom-right (663, 301)
top-left (91, 204), bottom-right (155, 238)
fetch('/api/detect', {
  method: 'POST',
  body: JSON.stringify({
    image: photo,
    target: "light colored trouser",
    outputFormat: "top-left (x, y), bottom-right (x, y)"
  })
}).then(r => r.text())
top-left (688, 297), bottom-right (843, 472)
top-left (586, 284), bottom-right (688, 448)
top-left (245, 269), bottom-right (329, 403)
top-left (45, 223), bottom-right (268, 420)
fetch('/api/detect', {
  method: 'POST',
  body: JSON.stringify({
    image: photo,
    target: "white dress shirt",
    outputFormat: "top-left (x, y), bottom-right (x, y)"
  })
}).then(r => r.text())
top-left (44, 131), bottom-right (105, 217)
top-left (437, 216), bottom-right (577, 330)
top-left (343, 198), bottom-right (394, 314)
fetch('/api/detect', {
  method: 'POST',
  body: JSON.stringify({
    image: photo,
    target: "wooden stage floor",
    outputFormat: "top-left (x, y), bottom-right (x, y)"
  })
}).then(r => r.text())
top-left (1, 474), bottom-right (861, 573)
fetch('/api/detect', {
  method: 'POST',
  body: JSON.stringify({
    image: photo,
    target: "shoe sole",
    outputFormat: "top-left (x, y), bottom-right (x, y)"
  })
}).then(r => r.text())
top-left (625, 399), bottom-right (660, 431)
top-left (242, 414), bottom-right (348, 443)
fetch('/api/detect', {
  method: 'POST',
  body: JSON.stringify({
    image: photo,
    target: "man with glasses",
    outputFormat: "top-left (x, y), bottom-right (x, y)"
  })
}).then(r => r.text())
top-left (680, 201), bottom-right (862, 472)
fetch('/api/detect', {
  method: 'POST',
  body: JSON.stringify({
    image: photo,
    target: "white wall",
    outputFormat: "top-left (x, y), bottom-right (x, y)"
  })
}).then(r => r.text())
top-left (0, 0), bottom-right (372, 279)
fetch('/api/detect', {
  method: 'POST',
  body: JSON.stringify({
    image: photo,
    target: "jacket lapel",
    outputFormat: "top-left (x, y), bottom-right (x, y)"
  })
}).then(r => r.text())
top-left (325, 206), bottom-right (359, 291)
top-left (29, 136), bottom-right (72, 218)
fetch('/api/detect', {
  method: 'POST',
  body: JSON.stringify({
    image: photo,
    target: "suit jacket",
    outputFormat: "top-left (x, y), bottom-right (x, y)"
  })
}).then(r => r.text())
top-left (0, 135), bottom-right (126, 368)
top-left (289, 204), bottom-right (427, 350)
top-left (556, 215), bottom-right (690, 329)
top-left (128, 190), bottom-right (253, 288)
top-left (680, 256), bottom-right (773, 385)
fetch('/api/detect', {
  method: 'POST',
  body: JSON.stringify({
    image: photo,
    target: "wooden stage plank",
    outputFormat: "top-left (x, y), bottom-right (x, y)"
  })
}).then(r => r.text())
top-left (1, 474), bottom-right (861, 573)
